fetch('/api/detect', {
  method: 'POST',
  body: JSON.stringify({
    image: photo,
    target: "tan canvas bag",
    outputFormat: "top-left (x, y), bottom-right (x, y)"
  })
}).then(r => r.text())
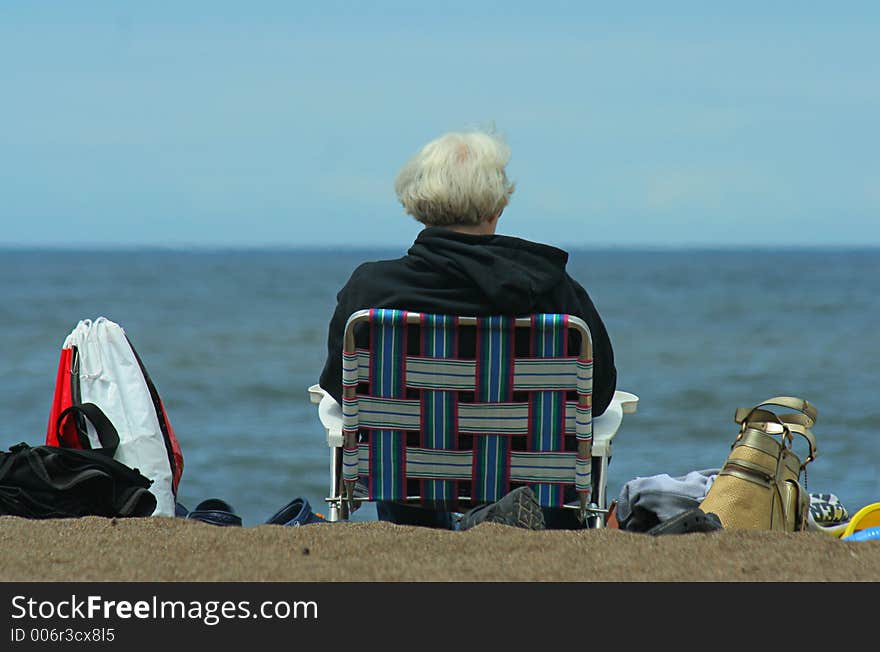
top-left (699, 396), bottom-right (818, 531)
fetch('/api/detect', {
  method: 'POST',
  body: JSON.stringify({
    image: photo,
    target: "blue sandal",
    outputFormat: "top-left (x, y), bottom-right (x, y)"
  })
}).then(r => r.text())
top-left (186, 499), bottom-right (243, 527)
top-left (265, 497), bottom-right (326, 526)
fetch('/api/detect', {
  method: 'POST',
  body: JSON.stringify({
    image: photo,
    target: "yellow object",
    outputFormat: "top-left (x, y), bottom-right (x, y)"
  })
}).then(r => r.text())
top-left (841, 502), bottom-right (880, 538)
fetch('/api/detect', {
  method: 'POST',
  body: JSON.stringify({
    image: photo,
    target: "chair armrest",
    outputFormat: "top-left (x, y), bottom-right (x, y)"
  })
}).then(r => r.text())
top-left (592, 390), bottom-right (639, 457)
top-left (308, 384), bottom-right (343, 447)
top-left (308, 383), bottom-right (325, 405)
top-left (615, 391), bottom-right (639, 414)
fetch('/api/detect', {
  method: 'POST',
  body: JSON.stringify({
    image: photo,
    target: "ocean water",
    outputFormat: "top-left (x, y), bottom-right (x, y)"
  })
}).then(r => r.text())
top-left (1, 247), bottom-right (878, 526)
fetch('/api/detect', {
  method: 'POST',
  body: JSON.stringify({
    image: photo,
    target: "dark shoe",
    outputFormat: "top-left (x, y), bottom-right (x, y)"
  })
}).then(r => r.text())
top-left (186, 499), bottom-right (242, 527)
top-left (646, 508), bottom-right (722, 536)
top-left (266, 497), bottom-right (326, 526)
top-left (459, 486), bottom-right (546, 531)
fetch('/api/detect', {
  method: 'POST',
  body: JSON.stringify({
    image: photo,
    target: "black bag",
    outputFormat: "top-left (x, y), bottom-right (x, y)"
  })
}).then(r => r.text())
top-left (0, 403), bottom-right (156, 518)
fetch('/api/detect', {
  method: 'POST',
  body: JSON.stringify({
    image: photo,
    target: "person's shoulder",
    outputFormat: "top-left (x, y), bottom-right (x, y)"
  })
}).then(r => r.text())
top-left (494, 232), bottom-right (570, 263)
top-left (341, 256), bottom-right (406, 291)
top-left (350, 255), bottom-right (404, 277)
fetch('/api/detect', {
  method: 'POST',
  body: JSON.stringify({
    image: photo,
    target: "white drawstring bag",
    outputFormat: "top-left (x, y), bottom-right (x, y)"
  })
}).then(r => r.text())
top-left (47, 317), bottom-right (184, 516)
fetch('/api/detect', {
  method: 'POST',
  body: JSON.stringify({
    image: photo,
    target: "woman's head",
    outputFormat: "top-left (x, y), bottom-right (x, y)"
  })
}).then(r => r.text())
top-left (394, 130), bottom-right (516, 227)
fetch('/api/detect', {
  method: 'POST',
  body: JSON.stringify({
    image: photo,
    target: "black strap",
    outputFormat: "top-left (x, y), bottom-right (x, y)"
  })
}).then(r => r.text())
top-left (55, 403), bottom-right (120, 457)
top-left (125, 334), bottom-right (179, 483)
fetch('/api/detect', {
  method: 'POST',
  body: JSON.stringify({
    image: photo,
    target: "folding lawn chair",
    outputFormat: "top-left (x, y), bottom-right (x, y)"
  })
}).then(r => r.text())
top-left (309, 309), bottom-right (638, 527)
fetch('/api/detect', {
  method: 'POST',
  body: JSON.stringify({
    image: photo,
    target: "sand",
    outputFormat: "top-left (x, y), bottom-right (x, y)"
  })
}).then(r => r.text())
top-left (1, 515), bottom-right (878, 582)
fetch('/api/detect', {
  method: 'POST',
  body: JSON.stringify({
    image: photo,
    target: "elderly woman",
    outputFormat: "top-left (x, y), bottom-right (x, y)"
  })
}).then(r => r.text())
top-left (318, 130), bottom-right (616, 528)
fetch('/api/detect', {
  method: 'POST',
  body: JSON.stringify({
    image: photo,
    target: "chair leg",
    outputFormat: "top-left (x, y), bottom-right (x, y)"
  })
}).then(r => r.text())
top-left (328, 446), bottom-right (341, 522)
top-left (593, 454), bottom-right (610, 529)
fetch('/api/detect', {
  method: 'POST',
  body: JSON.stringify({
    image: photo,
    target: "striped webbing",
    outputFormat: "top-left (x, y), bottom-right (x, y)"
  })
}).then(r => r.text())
top-left (472, 316), bottom-right (514, 502)
top-left (351, 397), bottom-right (583, 433)
top-left (345, 351), bottom-right (590, 393)
top-left (419, 313), bottom-right (458, 506)
top-left (368, 309), bottom-right (407, 500)
top-left (529, 314), bottom-right (567, 507)
top-left (353, 445), bottom-right (576, 484)
top-left (343, 309), bottom-right (409, 499)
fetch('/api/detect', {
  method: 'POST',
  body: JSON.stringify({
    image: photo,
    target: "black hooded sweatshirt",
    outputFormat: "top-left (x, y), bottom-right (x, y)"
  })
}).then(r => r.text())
top-left (319, 227), bottom-right (617, 416)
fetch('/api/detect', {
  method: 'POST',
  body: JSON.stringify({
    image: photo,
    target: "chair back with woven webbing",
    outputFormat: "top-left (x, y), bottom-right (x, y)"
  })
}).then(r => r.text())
top-left (335, 309), bottom-right (596, 520)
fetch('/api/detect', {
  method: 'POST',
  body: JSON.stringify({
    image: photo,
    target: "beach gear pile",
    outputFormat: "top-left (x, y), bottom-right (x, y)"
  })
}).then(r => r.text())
top-left (612, 395), bottom-right (879, 541)
top-left (1, 316), bottom-right (325, 527)
top-left (1, 318), bottom-right (179, 520)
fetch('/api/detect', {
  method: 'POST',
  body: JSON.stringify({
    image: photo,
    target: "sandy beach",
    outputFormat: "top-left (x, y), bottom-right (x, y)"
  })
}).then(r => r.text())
top-left (1, 515), bottom-right (878, 582)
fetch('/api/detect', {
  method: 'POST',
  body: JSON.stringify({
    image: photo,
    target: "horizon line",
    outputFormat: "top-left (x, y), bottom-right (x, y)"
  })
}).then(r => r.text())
top-left (1, 243), bottom-right (879, 253)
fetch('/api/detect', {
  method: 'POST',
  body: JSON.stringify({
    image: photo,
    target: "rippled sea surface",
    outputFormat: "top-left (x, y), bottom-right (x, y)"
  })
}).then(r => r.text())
top-left (2, 247), bottom-right (877, 525)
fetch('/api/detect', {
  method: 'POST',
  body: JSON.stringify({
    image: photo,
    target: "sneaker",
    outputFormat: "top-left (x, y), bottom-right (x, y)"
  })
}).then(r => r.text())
top-left (459, 486), bottom-right (546, 531)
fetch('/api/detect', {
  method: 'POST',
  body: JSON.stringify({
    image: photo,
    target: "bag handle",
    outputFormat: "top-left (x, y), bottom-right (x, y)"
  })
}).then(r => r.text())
top-left (55, 403), bottom-right (120, 456)
top-left (735, 396), bottom-right (818, 467)
top-left (734, 396), bottom-right (817, 428)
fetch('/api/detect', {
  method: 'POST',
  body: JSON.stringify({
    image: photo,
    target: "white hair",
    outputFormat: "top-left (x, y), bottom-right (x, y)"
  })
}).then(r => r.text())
top-left (394, 130), bottom-right (516, 226)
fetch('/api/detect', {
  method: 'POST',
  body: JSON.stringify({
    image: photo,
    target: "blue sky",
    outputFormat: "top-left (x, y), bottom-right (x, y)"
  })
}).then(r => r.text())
top-left (1, 2), bottom-right (877, 248)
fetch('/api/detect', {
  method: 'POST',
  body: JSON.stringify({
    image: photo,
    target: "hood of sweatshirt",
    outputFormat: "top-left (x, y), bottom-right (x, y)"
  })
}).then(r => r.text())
top-left (406, 227), bottom-right (570, 313)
